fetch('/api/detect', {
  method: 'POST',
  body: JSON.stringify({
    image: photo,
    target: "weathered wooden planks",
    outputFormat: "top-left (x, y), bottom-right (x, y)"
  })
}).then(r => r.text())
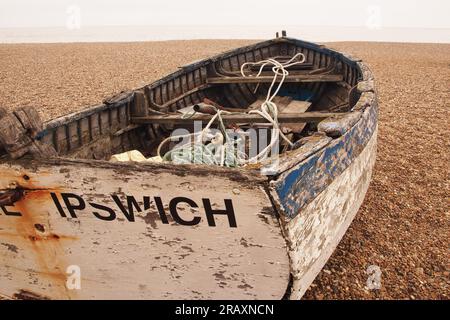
top-left (0, 36), bottom-right (378, 301)
top-left (0, 36), bottom-right (362, 162)
top-left (0, 107), bottom-right (57, 159)
top-left (38, 92), bottom-right (137, 159)
top-left (131, 112), bottom-right (342, 125)
top-left (0, 159), bottom-right (289, 299)
top-left (318, 111), bottom-right (362, 137)
top-left (261, 133), bottom-right (332, 176)
top-left (248, 96), bottom-right (292, 110)
top-left (270, 98), bottom-right (377, 219)
top-left (249, 61), bottom-right (314, 71)
top-left (267, 62), bottom-right (377, 298)
top-left (207, 74), bottom-right (343, 84)
top-left (278, 100), bottom-right (312, 134)
top-left (283, 127), bottom-right (378, 299)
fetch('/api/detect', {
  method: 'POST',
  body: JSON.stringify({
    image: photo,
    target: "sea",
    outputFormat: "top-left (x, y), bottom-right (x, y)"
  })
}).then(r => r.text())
top-left (0, 25), bottom-right (449, 44)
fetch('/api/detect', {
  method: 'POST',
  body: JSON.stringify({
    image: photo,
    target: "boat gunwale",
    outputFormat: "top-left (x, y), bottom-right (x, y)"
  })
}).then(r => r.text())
top-left (41, 36), bottom-right (371, 124)
top-left (40, 36), bottom-right (373, 133)
top-left (2, 155), bottom-right (267, 185)
top-left (2, 37), bottom-right (377, 183)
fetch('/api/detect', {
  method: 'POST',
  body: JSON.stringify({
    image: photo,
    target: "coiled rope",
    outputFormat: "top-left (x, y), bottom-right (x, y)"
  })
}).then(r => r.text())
top-left (158, 52), bottom-right (306, 167)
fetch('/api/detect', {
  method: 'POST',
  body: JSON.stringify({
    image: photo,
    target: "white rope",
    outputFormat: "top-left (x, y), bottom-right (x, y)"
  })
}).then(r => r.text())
top-left (158, 52), bottom-right (306, 167)
top-left (158, 107), bottom-right (246, 167)
top-left (241, 52), bottom-right (306, 163)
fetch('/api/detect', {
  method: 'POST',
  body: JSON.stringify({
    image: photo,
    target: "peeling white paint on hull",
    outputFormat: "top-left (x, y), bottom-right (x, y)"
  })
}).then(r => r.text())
top-left (286, 127), bottom-right (377, 299)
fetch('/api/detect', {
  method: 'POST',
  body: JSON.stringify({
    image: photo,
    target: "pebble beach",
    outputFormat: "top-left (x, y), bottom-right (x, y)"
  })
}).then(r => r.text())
top-left (0, 40), bottom-right (448, 299)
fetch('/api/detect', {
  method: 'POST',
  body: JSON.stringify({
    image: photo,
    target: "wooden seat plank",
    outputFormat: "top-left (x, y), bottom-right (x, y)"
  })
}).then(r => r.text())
top-left (132, 112), bottom-right (344, 125)
top-left (207, 74), bottom-right (343, 84)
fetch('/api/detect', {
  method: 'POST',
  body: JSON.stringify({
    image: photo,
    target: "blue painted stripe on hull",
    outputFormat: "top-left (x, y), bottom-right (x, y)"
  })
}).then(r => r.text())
top-left (274, 102), bottom-right (378, 219)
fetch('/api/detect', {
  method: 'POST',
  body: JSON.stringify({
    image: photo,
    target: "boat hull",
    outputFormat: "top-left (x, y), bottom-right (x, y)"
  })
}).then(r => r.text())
top-left (284, 127), bottom-right (377, 298)
top-left (0, 36), bottom-right (378, 299)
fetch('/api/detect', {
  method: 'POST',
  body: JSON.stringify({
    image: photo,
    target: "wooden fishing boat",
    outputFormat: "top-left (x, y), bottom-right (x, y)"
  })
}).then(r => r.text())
top-left (0, 33), bottom-right (377, 300)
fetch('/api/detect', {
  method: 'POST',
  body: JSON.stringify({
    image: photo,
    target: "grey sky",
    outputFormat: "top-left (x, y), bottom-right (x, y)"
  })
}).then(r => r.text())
top-left (1, 0), bottom-right (449, 29)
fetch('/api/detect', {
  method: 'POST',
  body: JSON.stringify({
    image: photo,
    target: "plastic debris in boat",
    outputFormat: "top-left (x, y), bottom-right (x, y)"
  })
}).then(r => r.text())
top-left (110, 150), bottom-right (162, 163)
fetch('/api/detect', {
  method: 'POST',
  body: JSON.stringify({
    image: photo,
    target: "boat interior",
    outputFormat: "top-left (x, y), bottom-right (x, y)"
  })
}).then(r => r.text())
top-left (0, 37), bottom-right (364, 169)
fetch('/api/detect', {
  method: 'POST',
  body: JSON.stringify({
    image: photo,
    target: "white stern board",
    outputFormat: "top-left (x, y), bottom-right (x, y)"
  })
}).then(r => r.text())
top-left (0, 159), bottom-right (289, 299)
